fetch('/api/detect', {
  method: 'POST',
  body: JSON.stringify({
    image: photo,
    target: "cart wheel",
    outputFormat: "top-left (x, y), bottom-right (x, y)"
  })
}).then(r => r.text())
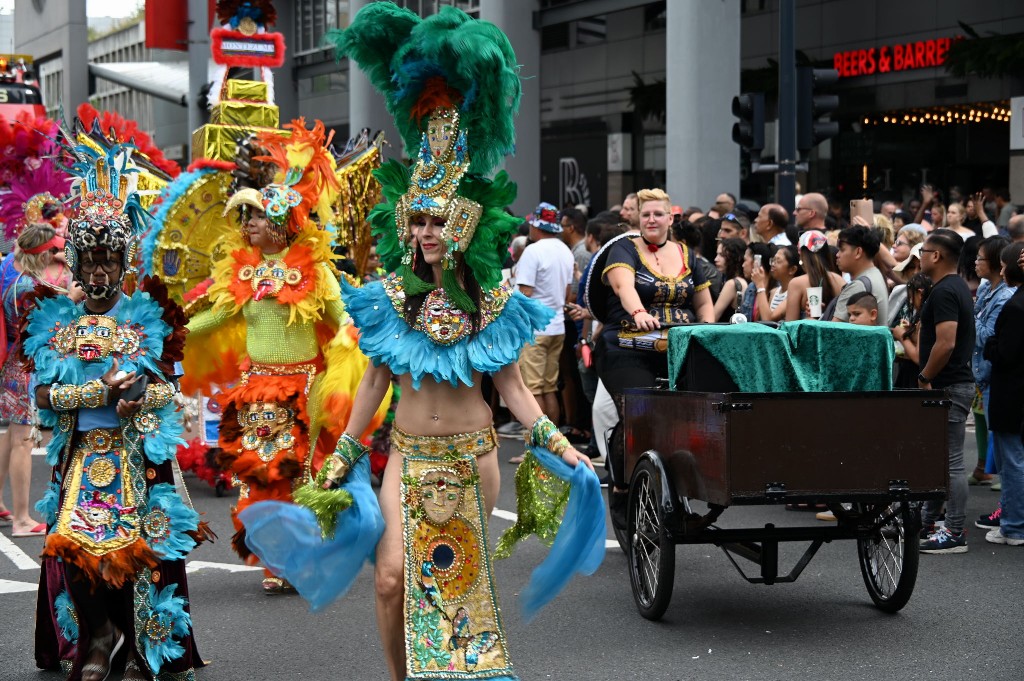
top-left (627, 458), bottom-right (675, 621)
top-left (856, 501), bottom-right (921, 613)
top-left (608, 486), bottom-right (629, 554)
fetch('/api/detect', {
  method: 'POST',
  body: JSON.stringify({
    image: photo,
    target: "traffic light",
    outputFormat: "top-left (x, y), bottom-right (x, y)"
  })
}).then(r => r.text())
top-left (731, 92), bottom-right (765, 163)
top-left (797, 67), bottom-right (839, 156)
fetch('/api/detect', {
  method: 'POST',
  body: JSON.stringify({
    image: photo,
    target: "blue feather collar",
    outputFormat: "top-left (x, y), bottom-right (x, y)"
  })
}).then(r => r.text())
top-left (341, 275), bottom-right (553, 388)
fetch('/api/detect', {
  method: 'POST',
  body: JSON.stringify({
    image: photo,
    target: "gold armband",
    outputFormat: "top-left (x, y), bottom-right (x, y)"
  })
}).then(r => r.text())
top-left (81, 380), bottom-right (109, 409)
top-left (49, 383), bottom-right (82, 411)
top-left (144, 382), bottom-right (176, 409)
top-left (49, 380), bottom-right (109, 411)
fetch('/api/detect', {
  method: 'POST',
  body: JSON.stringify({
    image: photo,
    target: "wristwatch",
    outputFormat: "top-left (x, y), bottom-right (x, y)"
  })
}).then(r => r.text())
top-left (917, 372), bottom-right (930, 383)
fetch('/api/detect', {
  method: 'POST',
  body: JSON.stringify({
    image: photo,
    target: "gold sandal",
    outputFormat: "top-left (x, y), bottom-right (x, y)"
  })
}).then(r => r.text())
top-left (262, 576), bottom-right (296, 595)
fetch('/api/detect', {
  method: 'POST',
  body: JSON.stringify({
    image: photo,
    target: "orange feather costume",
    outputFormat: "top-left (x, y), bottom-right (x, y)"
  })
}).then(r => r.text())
top-left (184, 119), bottom-right (389, 575)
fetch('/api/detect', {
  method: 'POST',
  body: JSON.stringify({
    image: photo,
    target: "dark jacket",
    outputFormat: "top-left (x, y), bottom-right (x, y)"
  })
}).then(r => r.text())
top-left (984, 286), bottom-right (1024, 433)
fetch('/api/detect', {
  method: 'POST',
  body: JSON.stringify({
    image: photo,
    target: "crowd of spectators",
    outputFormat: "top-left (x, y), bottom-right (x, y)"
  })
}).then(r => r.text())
top-left (498, 185), bottom-right (1024, 552)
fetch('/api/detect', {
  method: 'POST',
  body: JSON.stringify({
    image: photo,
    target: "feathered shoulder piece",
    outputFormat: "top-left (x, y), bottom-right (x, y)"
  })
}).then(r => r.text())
top-left (340, 274), bottom-right (553, 388)
top-left (326, 4), bottom-right (520, 176)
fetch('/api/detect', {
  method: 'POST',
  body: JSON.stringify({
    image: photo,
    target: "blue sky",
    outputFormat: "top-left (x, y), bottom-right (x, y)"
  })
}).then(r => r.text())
top-left (0, 0), bottom-right (144, 17)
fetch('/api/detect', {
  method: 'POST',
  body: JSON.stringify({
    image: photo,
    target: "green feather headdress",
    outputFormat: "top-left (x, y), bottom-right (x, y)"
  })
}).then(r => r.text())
top-left (326, 3), bottom-right (522, 311)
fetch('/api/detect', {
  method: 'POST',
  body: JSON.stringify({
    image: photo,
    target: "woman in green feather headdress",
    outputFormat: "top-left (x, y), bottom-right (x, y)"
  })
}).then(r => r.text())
top-left (309, 5), bottom-right (599, 681)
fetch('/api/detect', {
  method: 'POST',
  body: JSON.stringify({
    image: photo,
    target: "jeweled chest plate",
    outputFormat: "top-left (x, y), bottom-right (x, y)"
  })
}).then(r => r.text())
top-left (238, 258), bottom-right (303, 301)
top-left (238, 401), bottom-right (296, 462)
top-left (52, 314), bottom-right (142, 362)
top-left (415, 289), bottom-right (471, 345)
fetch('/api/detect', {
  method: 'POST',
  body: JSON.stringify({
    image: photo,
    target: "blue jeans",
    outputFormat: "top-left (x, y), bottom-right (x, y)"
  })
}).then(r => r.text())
top-left (923, 382), bottom-right (973, 534)
top-left (991, 430), bottom-right (1024, 540)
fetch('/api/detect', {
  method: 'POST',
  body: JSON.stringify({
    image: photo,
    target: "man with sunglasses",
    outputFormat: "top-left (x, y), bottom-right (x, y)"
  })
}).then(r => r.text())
top-left (794, 193), bottom-right (828, 233)
top-left (917, 229), bottom-right (976, 555)
top-left (717, 212), bottom-right (750, 243)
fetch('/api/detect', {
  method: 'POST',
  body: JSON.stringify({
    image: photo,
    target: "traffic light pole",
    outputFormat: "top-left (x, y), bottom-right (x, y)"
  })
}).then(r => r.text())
top-left (776, 0), bottom-right (797, 212)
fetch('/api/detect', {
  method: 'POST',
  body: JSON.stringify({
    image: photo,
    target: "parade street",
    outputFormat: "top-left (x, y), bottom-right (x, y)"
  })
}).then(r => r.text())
top-left (0, 436), bottom-right (1020, 681)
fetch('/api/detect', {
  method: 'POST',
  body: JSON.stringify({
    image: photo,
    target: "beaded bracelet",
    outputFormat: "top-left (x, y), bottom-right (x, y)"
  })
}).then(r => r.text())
top-left (328, 433), bottom-right (369, 480)
top-left (145, 382), bottom-right (176, 409)
top-left (524, 415), bottom-right (571, 456)
top-left (49, 383), bottom-right (82, 411)
top-left (630, 308), bottom-right (646, 318)
top-left (81, 380), bottom-right (108, 409)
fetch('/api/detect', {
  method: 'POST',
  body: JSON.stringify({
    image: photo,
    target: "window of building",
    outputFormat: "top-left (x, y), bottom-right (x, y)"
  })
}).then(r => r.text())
top-left (643, 2), bottom-right (666, 31)
top-left (541, 15), bottom-right (607, 53)
top-left (396, 0), bottom-right (479, 18)
top-left (295, 0), bottom-right (350, 55)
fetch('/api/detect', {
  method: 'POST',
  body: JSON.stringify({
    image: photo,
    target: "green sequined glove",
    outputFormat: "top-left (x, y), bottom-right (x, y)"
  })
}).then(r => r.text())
top-left (293, 460), bottom-right (355, 539)
top-left (493, 449), bottom-right (570, 559)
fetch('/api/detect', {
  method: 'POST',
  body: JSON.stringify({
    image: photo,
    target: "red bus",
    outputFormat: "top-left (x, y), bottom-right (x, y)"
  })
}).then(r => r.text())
top-left (0, 55), bottom-right (47, 119)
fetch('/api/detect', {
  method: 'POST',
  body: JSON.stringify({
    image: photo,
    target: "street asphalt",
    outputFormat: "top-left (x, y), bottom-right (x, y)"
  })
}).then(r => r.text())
top-left (1, 433), bottom-right (1021, 681)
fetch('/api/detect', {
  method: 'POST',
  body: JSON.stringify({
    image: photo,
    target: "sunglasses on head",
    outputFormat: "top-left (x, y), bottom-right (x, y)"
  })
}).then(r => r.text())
top-left (722, 213), bottom-right (739, 223)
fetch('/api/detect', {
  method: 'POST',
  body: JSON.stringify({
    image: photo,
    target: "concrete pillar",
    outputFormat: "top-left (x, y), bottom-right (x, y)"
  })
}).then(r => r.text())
top-left (274, 0), bottom-right (298, 124)
top-left (666, 0), bottom-right (741, 209)
top-left (347, 0), bottom-right (401, 158)
top-left (480, 0), bottom-right (540, 215)
top-left (187, 0), bottom-right (209, 155)
top-left (15, 0), bottom-right (88, 112)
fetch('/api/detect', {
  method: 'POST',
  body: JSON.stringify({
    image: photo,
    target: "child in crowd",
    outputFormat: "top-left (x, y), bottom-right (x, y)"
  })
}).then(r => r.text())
top-left (846, 291), bottom-right (879, 326)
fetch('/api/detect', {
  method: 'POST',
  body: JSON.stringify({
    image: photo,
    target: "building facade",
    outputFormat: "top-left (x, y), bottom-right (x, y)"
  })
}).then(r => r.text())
top-left (16, 0), bottom-right (1024, 213)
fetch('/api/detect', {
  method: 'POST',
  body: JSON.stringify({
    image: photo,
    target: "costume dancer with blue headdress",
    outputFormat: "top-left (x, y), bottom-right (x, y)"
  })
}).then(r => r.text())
top-left (239, 4), bottom-right (606, 680)
top-left (25, 122), bottom-right (209, 681)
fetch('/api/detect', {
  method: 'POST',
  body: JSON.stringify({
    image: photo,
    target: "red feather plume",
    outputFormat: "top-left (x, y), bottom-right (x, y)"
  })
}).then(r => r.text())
top-left (76, 103), bottom-right (181, 178)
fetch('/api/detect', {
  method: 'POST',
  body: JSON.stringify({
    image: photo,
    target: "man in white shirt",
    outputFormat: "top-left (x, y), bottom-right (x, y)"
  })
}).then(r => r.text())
top-left (499, 202), bottom-right (574, 440)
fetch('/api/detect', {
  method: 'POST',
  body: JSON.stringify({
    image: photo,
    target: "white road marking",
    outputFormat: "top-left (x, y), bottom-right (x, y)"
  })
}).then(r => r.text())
top-left (185, 560), bottom-right (263, 574)
top-left (493, 508), bottom-right (621, 549)
top-left (31, 447), bottom-right (47, 457)
top-left (0, 532), bottom-right (41, 570)
top-left (0, 578), bottom-right (37, 594)
top-left (490, 508), bottom-right (517, 522)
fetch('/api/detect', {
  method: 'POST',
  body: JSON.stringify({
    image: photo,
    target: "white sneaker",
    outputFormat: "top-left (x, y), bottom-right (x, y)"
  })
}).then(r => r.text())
top-left (985, 528), bottom-right (1024, 546)
top-left (495, 422), bottom-right (525, 438)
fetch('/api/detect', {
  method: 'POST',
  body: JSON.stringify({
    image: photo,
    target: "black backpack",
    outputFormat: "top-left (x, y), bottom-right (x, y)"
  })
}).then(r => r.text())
top-left (820, 275), bottom-right (872, 322)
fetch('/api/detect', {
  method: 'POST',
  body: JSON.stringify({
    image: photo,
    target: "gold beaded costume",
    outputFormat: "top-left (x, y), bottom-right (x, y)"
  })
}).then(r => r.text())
top-left (26, 120), bottom-right (205, 681)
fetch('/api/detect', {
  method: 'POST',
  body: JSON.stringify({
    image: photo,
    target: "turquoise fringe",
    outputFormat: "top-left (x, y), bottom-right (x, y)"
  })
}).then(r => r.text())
top-left (518, 446), bottom-right (605, 622)
top-left (341, 279), bottom-right (553, 389)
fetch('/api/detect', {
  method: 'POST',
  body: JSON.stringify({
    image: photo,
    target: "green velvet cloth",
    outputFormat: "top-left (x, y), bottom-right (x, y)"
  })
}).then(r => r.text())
top-left (667, 320), bottom-right (894, 392)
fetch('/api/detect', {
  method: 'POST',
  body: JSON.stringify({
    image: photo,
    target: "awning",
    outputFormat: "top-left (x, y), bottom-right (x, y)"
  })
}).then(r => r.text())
top-left (88, 60), bottom-right (216, 107)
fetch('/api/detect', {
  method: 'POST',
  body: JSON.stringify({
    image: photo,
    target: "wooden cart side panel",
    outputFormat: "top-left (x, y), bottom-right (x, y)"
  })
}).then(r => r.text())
top-left (726, 394), bottom-right (949, 498)
top-left (624, 391), bottom-right (731, 506)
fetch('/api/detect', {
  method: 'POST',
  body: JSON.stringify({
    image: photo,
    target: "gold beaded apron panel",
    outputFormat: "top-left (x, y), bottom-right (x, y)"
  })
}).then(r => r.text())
top-left (400, 432), bottom-right (513, 679)
top-left (56, 428), bottom-right (141, 555)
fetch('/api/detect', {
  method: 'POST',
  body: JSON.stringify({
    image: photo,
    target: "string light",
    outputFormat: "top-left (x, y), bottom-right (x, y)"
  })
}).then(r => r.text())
top-left (859, 100), bottom-right (1011, 127)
